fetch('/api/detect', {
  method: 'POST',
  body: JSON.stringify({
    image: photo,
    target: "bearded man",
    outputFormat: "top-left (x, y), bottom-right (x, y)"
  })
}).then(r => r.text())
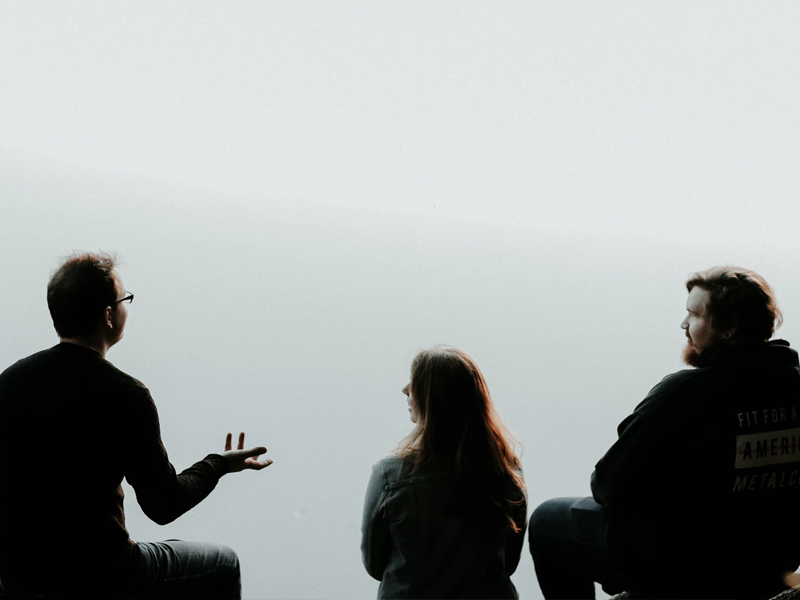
top-left (529, 266), bottom-right (800, 599)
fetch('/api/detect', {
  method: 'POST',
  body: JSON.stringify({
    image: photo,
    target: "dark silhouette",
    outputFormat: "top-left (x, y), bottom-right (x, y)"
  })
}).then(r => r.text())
top-left (529, 266), bottom-right (800, 599)
top-left (0, 252), bottom-right (271, 599)
top-left (362, 347), bottom-right (526, 599)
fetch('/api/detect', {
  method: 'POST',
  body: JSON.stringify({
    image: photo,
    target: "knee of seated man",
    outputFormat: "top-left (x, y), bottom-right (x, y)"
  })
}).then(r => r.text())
top-left (528, 497), bottom-right (579, 541)
top-left (188, 541), bottom-right (241, 582)
top-left (218, 544), bottom-right (241, 576)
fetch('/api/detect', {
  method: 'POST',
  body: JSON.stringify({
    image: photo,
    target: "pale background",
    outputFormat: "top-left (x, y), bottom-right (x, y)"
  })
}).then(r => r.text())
top-left (2, 2), bottom-right (800, 598)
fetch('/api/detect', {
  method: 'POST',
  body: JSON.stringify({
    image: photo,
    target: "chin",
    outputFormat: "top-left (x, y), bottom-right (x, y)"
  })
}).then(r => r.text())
top-left (682, 342), bottom-right (701, 367)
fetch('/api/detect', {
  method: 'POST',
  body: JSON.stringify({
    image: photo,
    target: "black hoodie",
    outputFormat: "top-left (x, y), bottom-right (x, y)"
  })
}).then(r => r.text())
top-left (592, 340), bottom-right (800, 598)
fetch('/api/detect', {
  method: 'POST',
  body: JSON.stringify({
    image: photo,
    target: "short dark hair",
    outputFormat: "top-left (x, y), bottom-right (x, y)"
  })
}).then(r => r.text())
top-left (47, 252), bottom-right (118, 338)
top-left (686, 266), bottom-right (782, 343)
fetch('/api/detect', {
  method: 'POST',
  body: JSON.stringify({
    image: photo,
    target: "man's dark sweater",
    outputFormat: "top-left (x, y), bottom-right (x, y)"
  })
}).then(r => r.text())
top-left (592, 340), bottom-right (800, 596)
top-left (0, 343), bottom-right (230, 594)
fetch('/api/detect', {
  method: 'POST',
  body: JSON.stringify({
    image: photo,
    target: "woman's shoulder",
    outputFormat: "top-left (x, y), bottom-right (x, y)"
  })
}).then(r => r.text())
top-left (371, 454), bottom-right (405, 485)
top-left (372, 454), bottom-right (448, 488)
top-left (374, 454), bottom-right (404, 470)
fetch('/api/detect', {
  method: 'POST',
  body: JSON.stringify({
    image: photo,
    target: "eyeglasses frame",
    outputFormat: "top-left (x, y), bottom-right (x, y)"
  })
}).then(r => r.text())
top-left (113, 291), bottom-right (134, 305)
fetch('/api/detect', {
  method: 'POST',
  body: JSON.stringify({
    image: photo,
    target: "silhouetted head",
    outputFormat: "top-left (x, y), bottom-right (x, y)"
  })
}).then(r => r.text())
top-left (397, 346), bottom-right (524, 530)
top-left (681, 266), bottom-right (781, 366)
top-left (407, 347), bottom-right (497, 453)
top-left (47, 252), bottom-right (128, 344)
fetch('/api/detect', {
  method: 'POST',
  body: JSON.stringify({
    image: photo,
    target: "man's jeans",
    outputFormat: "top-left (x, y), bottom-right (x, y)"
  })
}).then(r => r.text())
top-left (0, 540), bottom-right (240, 599)
top-left (131, 539), bottom-right (241, 600)
top-left (528, 497), bottom-right (624, 600)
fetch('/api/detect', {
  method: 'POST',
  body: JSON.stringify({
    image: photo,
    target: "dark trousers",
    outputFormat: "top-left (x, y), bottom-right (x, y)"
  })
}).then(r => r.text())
top-left (131, 539), bottom-right (241, 600)
top-left (0, 540), bottom-right (240, 599)
top-left (528, 497), bottom-right (624, 600)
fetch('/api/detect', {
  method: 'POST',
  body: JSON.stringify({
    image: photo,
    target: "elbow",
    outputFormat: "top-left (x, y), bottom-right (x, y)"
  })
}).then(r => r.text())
top-left (361, 551), bottom-right (375, 580)
top-left (136, 490), bottom-right (189, 525)
top-left (364, 561), bottom-right (384, 582)
top-left (152, 514), bottom-right (176, 526)
top-left (590, 469), bottom-right (610, 505)
top-left (141, 504), bottom-right (180, 526)
top-left (589, 467), bottom-right (600, 494)
top-left (361, 543), bottom-right (385, 581)
top-left (148, 511), bottom-right (177, 526)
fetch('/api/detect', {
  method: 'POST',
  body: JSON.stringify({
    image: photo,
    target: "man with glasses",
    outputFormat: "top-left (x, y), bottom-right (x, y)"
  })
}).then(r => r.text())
top-left (0, 252), bottom-right (271, 599)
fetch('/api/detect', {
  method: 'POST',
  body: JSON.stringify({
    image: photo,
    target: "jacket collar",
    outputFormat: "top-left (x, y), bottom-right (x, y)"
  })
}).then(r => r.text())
top-left (697, 339), bottom-right (798, 369)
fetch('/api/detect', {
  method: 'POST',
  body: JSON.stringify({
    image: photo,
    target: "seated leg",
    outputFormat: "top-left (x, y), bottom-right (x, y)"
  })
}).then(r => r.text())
top-left (528, 496), bottom-right (624, 600)
top-left (131, 539), bottom-right (241, 600)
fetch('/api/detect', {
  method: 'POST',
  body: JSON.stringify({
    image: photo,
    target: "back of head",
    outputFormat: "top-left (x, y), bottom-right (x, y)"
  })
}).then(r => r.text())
top-left (686, 266), bottom-right (782, 343)
top-left (398, 346), bottom-right (524, 530)
top-left (47, 252), bottom-right (118, 338)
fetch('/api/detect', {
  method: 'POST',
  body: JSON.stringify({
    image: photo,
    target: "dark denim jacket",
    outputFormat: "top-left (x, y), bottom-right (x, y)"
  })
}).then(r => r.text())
top-left (361, 455), bottom-right (526, 599)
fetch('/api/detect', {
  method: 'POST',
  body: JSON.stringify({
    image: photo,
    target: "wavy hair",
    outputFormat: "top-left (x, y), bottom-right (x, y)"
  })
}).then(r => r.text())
top-left (395, 347), bottom-right (525, 532)
top-left (686, 266), bottom-right (782, 342)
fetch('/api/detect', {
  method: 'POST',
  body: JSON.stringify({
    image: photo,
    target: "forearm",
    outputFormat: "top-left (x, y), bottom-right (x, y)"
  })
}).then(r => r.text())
top-left (591, 461), bottom-right (622, 507)
top-left (133, 453), bottom-right (230, 525)
top-left (590, 424), bottom-right (650, 508)
top-left (124, 387), bottom-right (234, 524)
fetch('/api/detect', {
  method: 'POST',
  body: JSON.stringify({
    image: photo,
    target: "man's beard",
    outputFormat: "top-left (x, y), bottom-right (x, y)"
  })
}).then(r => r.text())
top-left (683, 334), bottom-right (727, 367)
top-left (682, 340), bottom-right (701, 367)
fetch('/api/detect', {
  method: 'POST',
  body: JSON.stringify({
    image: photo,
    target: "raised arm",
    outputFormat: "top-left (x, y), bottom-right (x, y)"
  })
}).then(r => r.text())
top-left (123, 386), bottom-right (270, 525)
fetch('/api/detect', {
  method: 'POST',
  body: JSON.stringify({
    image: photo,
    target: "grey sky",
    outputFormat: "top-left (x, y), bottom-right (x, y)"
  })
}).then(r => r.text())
top-left (2, 3), bottom-right (800, 598)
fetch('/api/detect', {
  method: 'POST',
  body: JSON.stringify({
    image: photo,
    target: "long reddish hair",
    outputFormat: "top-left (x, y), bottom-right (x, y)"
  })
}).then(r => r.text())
top-left (395, 347), bottom-right (525, 531)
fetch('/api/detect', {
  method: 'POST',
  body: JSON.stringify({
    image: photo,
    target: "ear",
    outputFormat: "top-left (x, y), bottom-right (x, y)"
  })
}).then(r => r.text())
top-left (104, 306), bottom-right (114, 329)
top-left (723, 325), bottom-right (737, 340)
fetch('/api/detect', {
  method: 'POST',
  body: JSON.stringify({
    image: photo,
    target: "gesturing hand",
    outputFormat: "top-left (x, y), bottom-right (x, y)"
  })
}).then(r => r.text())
top-left (223, 432), bottom-right (272, 473)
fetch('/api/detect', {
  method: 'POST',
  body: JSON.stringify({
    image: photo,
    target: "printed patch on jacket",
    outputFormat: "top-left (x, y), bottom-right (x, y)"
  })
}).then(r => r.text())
top-left (735, 427), bottom-right (800, 469)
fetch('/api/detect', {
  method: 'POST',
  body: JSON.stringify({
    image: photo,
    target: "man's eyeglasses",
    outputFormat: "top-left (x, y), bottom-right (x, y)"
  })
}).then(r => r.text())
top-left (113, 291), bottom-right (134, 305)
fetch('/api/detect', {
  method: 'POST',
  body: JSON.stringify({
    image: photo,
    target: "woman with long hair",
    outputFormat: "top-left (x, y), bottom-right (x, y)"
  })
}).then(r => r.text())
top-left (361, 347), bottom-right (527, 599)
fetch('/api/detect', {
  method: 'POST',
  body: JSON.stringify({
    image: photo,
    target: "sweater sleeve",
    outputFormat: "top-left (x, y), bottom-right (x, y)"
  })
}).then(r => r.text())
top-left (123, 383), bottom-right (230, 525)
top-left (361, 459), bottom-right (391, 581)
top-left (590, 371), bottom-right (694, 510)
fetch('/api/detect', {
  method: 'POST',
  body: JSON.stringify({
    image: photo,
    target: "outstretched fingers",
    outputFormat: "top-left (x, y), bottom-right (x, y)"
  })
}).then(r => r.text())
top-left (221, 432), bottom-right (272, 472)
top-left (243, 446), bottom-right (271, 470)
top-left (247, 457), bottom-right (273, 470)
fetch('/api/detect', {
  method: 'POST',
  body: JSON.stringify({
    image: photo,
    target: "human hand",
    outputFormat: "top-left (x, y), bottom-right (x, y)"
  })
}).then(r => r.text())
top-left (785, 571), bottom-right (800, 589)
top-left (222, 432), bottom-right (272, 473)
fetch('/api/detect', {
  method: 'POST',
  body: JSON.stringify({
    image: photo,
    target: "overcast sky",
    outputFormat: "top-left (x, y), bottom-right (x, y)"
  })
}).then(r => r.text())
top-left (2, 3), bottom-right (800, 598)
